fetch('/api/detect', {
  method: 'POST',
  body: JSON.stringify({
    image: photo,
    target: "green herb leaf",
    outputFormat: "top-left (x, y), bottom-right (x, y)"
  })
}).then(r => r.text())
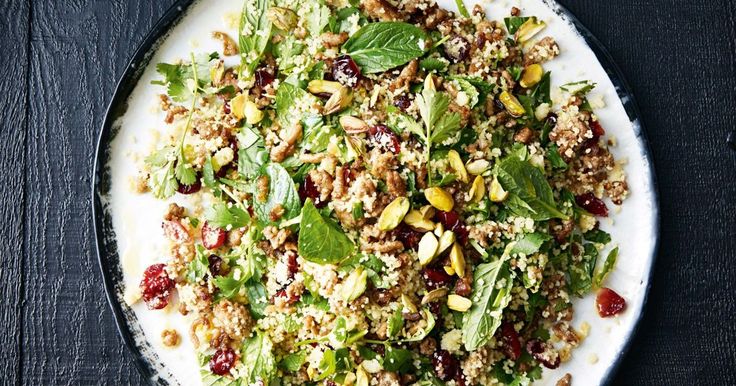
top-left (237, 127), bottom-right (269, 179)
top-left (253, 163), bottom-right (301, 224)
top-left (279, 351), bottom-right (307, 372)
top-left (383, 347), bottom-right (413, 373)
top-left (187, 245), bottom-right (210, 283)
top-left (239, 0), bottom-right (272, 78)
top-left (547, 144), bottom-right (568, 170)
top-left (419, 57), bottom-right (448, 72)
top-left (584, 229), bottom-right (612, 244)
top-left (246, 280), bottom-right (268, 318)
top-left (315, 349), bottom-right (336, 380)
top-left (510, 232), bottom-right (551, 256)
top-left (450, 77), bottom-right (480, 108)
top-left (343, 22), bottom-right (427, 73)
top-left (462, 259), bottom-right (514, 351)
top-left (298, 199), bottom-right (355, 264)
top-left (454, 0), bottom-right (470, 17)
top-left (240, 333), bottom-right (277, 384)
top-left (569, 243), bottom-right (598, 296)
top-left (495, 155), bottom-right (567, 220)
top-left (504, 16), bottom-right (531, 34)
top-left (593, 246), bottom-right (618, 288)
top-left (206, 202), bottom-right (251, 229)
top-left (388, 308), bottom-right (404, 338)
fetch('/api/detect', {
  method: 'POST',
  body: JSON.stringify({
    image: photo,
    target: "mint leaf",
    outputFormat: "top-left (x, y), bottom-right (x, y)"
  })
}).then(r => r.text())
top-left (240, 333), bottom-right (277, 384)
top-left (510, 232), bottom-right (551, 255)
top-left (279, 351), bottom-right (307, 372)
top-left (252, 163), bottom-right (301, 225)
top-left (298, 199), bottom-right (355, 264)
top-left (239, 0), bottom-right (272, 78)
top-left (495, 156), bottom-right (567, 221)
top-left (343, 22), bottom-right (427, 73)
top-left (237, 127), bottom-right (269, 179)
top-left (569, 243), bottom-right (598, 296)
top-left (462, 259), bottom-right (514, 351)
top-left (593, 246), bottom-right (618, 288)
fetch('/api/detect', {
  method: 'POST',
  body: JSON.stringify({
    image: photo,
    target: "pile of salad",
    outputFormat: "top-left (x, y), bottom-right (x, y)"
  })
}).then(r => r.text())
top-left (132, 0), bottom-right (630, 384)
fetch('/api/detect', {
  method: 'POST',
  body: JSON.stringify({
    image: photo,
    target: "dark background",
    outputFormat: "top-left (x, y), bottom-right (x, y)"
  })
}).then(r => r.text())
top-left (1, 0), bottom-right (734, 384)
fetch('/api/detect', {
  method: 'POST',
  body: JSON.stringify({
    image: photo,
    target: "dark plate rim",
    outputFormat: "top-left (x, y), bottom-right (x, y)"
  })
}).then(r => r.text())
top-left (92, 0), bottom-right (661, 384)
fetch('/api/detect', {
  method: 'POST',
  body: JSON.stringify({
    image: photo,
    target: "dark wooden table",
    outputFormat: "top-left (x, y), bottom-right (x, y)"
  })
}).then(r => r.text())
top-left (1, 0), bottom-right (734, 384)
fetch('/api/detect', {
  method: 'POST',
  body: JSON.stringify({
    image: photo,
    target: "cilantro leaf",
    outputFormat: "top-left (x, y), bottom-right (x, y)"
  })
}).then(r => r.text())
top-left (206, 202), bottom-right (251, 229)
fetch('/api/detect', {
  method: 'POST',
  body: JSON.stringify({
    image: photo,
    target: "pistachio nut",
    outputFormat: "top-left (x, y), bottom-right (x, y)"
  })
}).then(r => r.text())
top-left (516, 17), bottom-right (547, 44)
top-left (342, 266), bottom-right (368, 303)
top-left (447, 294), bottom-right (472, 312)
top-left (378, 197), bottom-right (411, 231)
top-left (421, 288), bottom-right (449, 305)
top-left (489, 177), bottom-right (509, 202)
top-left (450, 242), bottom-right (466, 278)
top-left (424, 187), bottom-right (454, 212)
top-left (469, 175), bottom-right (486, 203)
top-left (307, 79), bottom-right (343, 95)
top-left (499, 91), bottom-right (526, 118)
top-left (437, 230), bottom-right (455, 255)
top-left (447, 150), bottom-right (469, 183)
top-left (324, 85), bottom-right (353, 115)
top-left (339, 115), bottom-right (370, 134)
top-left (267, 7), bottom-right (298, 31)
top-left (404, 210), bottom-right (435, 232)
top-left (520, 64), bottom-right (544, 88)
top-left (417, 232), bottom-right (439, 266)
top-left (465, 159), bottom-right (490, 175)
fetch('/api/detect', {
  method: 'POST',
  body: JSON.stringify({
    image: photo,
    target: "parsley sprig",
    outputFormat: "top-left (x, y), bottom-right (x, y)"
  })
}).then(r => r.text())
top-left (411, 75), bottom-right (462, 185)
top-left (146, 53), bottom-right (201, 199)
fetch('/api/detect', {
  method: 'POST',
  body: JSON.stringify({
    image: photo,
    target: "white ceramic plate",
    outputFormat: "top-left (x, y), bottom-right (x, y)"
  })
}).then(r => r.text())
top-left (93, 0), bottom-right (659, 384)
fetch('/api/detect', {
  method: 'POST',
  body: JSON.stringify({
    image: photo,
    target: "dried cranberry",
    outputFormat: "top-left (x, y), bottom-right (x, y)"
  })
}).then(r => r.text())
top-left (422, 267), bottom-right (453, 290)
top-left (500, 322), bottom-right (522, 360)
top-left (526, 339), bottom-right (560, 369)
top-left (254, 68), bottom-right (275, 88)
top-left (431, 350), bottom-right (459, 381)
top-left (444, 35), bottom-right (470, 63)
top-left (162, 220), bottom-right (190, 243)
top-left (223, 101), bottom-right (231, 115)
top-left (298, 175), bottom-right (328, 208)
top-left (434, 211), bottom-right (468, 243)
top-left (590, 120), bottom-right (606, 139)
top-left (202, 221), bottom-right (227, 249)
top-left (140, 263), bottom-right (175, 310)
top-left (454, 373), bottom-right (467, 386)
top-left (177, 180), bottom-right (201, 195)
top-left (575, 193), bottom-right (609, 217)
top-left (428, 301), bottom-right (442, 316)
top-left (368, 124), bottom-right (401, 153)
top-left (454, 273), bottom-right (472, 297)
top-left (394, 224), bottom-right (422, 250)
top-left (596, 287), bottom-right (626, 317)
top-left (545, 112), bottom-right (558, 126)
top-left (393, 94), bottom-right (412, 111)
top-left (285, 251), bottom-right (299, 281)
top-left (209, 348), bottom-right (237, 375)
top-left (275, 289), bottom-right (300, 305)
top-left (208, 254), bottom-right (224, 277)
top-left (332, 55), bottom-right (361, 87)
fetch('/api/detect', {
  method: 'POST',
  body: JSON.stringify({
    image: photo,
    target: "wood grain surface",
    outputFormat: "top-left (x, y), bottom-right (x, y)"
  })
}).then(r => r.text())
top-left (1, 0), bottom-right (734, 385)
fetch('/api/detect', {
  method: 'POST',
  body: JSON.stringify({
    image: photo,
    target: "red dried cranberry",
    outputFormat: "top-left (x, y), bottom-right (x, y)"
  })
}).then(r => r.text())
top-left (177, 180), bottom-right (201, 195)
top-left (368, 124), bottom-right (401, 153)
top-left (393, 94), bottom-right (412, 111)
top-left (162, 220), bottom-right (190, 243)
top-left (202, 221), bottom-right (227, 250)
top-left (444, 35), bottom-right (470, 63)
top-left (596, 287), bottom-right (626, 317)
top-left (526, 339), bottom-right (560, 369)
top-left (209, 348), bottom-right (237, 375)
top-left (545, 112), bottom-right (558, 126)
top-left (275, 289), bottom-right (300, 305)
top-left (434, 211), bottom-right (468, 243)
top-left (575, 193), bottom-right (609, 217)
top-left (431, 350), bottom-right (459, 381)
top-left (422, 267), bottom-right (453, 290)
top-left (394, 224), bottom-right (422, 250)
top-left (285, 251), bottom-right (299, 281)
top-left (298, 175), bottom-right (328, 208)
top-left (140, 264), bottom-right (175, 310)
top-left (500, 322), bottom-right (522, 360)
top-left (254, 68), bottom-right (275, 88)
top-left (332, 55), bottom-right (361, 87)
top-left (454, 373), bottom-right (467, 386)
top-left (223, 101), bottom-right (231, 115)
top-left (454, 273), bottom-right (472, 297)
top-left (208, 254), bottom-right (224, 277)
top-left (590, 120), bottom-right (606, 139)
top-left (428, 301), bottom-right (442, 316)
